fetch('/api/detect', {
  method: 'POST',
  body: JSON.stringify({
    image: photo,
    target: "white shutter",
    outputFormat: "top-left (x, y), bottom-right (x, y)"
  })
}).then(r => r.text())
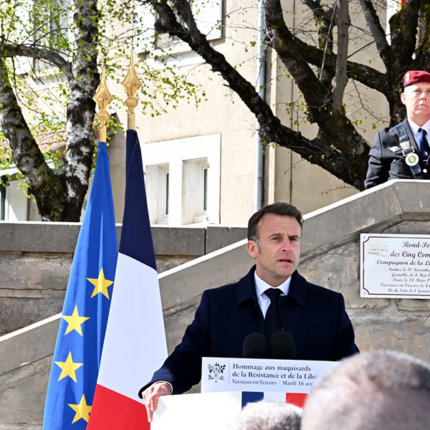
top-left (193, 0), bottom-right (222, 41)
top-left (133, 2), bottom-right (156, 53)
top-left (14, 0), bottom-right (33, 74)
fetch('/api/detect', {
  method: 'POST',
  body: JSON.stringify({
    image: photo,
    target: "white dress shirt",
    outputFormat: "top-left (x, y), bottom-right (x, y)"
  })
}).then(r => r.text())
top-left (407, 119), bottom-right (430, 155)
top-left (254, 272), bottom-right (291, 318)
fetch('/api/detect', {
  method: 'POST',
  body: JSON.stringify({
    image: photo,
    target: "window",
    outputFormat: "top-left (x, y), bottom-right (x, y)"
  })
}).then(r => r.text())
top-left (182, 158), bottom-right (209, 224)
top-left (134, 0), bottom-right (223, 69)
top-left (0, 177), bottom-right (6, 221)
top-left (160, 166), bottom-right (170, 224)
top-left (141, 134), bottom-right (220, 226)
top-left (14, 0), bottom-right (74, 83)
top-left (145, 163), bottom-right (170, 225)
top-left (4, 179), bottom-right (28, 221)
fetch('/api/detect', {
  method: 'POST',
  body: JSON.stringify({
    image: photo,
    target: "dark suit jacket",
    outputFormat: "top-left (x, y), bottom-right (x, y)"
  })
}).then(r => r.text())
top-left (141, 267), bottom-right (359, 395)
top-left (365, 119), bottom-right (429, 189)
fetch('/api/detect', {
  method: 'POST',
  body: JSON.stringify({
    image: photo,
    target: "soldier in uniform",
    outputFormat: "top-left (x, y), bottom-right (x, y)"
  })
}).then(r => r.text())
top-left (365, 70), bottom-right (430, 189)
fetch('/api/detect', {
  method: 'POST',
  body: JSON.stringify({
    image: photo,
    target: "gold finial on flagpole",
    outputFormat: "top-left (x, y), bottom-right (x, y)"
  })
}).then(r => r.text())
top-left (122, 53), bottom-right (142, 130)
top-left (93, 68), bottom-right (113, 143)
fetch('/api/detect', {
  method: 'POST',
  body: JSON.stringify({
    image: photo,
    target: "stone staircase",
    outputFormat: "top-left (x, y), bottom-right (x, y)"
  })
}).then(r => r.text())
top-left (3, 179), bottom-right (430, 428)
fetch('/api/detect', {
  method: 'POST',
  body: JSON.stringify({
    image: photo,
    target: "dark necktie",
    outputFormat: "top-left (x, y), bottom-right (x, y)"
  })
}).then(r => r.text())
top-left (418, 128), bottom-right (430, 159)
top-left (264, 288), bottom-right (283, 338)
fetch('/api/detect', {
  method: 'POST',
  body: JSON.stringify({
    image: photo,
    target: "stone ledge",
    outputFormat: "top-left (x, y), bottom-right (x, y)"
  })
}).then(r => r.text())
top-left (205, 226), bottom-right (247, 254)
top-left (301, 180), bottom-right (430, 256)
top-left (0, 223), bottom-right (248, 257)
top-left (159, 239), bottom-right (254, 310)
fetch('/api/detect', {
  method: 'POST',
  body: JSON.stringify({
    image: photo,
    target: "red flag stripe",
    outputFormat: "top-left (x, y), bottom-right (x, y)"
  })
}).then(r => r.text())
top-left (286, 393), bottom-right (308, 409)
top-left (88, 384), bottom-right (150, 430)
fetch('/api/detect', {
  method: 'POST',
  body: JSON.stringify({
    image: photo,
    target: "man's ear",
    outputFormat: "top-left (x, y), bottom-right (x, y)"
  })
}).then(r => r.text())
top-left (401, 92), bottom-right (406, 105)
top-left (247, 240), bottom-right (258, 258)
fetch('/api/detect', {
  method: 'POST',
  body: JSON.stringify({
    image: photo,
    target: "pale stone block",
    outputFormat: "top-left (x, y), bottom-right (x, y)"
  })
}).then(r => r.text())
top-left (0, 298), bottom-right (63, 336)
top-left (0, 315), bottom-right (59, 375)
top-left (159, 240), bottom-right (254, 310)
top-left (383, 221), bottom-right (430, 235)
top-left (300, 241), bottom-right (389, 309)
top-left (397, 299), bottom-right (430, 312)
top-left (0, 252), bottom-right (72, 292)
top-left (164, 301), bottom-right (200, 355)
top-left (0, 355), bottom-right (51, 426)
top-left (354, 317), bottom-right (430, 364)
top-left (301, 183), bottom-right (404, 254)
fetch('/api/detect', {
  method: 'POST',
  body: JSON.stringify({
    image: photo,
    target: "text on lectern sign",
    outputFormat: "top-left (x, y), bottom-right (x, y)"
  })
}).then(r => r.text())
top-left (361, 234), bottom-right (430, 299)
top-left (201, 357), bottom-right (338, 394)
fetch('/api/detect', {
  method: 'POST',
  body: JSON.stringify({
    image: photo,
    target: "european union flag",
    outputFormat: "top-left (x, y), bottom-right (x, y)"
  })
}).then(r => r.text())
top-left (43, 142), bottom-right (117, 429)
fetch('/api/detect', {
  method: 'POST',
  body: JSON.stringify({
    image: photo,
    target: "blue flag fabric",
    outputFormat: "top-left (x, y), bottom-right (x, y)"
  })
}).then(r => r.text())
top-left (120, 129), bottom-right (156, 271)
top-left (43, 142), bottom-right (117, 430)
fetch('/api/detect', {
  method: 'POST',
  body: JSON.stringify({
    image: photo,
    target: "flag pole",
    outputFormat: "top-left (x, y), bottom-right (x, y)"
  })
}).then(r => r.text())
top-left (93, 68), bottom-right (113, 142)
top-left (122, 53), bottom-right (142, 130)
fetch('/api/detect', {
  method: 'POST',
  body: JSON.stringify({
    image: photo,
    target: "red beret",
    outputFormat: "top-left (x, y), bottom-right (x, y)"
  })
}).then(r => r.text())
top-left (404, 70), bottom-right (430, 88)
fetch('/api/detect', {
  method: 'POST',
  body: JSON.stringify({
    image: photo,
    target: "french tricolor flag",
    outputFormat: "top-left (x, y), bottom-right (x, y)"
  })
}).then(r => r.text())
top-left (242, 392), bottom-right (307, 408)
top-left (87, 130), bottom-right (168, 429)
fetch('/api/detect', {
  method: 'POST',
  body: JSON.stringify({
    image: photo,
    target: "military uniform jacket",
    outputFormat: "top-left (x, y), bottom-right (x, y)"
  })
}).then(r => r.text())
top-left (365, 119), bottom-right (430, 189)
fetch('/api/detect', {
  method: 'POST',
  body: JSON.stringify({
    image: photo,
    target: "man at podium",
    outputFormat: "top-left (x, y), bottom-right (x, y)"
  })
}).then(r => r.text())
top-left (140, 203), bottom-right (359, 421)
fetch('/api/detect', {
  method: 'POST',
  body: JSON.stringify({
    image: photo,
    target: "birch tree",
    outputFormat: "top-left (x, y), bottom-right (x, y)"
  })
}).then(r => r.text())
top-left (0, 0), bottom-right (199, 221)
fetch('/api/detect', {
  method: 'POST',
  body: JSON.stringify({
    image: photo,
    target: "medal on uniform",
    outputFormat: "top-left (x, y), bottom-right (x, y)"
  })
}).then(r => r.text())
top-left (405, 153), bottom-right (419, 167)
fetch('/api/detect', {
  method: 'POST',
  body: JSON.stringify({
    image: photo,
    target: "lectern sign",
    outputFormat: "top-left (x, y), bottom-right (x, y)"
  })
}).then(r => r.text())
top-left (361, 234), bottom-right (430, 299)
top-left (202, 357), bottom-right (338, 394)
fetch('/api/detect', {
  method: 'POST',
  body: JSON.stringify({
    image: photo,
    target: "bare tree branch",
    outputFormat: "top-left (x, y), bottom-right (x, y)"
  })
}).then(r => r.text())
top-left (264, 0), bottom-right (369, 169)
top-left (358, 0), bottom-right (390, 64)
top-left (4, 43), bottom-right (74, 81)
top-left (143, 0), bottom-right (366, 189)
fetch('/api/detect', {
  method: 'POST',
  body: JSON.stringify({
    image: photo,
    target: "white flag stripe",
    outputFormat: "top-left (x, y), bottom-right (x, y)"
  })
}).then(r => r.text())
top-left (263, 392), bottom-right (286, 402)
top-left (97, 253), bottom-right (167, 401)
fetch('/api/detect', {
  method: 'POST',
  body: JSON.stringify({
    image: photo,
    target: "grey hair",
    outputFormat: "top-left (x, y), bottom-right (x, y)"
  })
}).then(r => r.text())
top-left (228, 401), bottom-right (302, 430)
top-left (302, 351), bottom-right (430, 430)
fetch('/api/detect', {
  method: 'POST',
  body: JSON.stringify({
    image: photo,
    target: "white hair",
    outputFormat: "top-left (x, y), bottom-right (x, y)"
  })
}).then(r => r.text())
top-left (302, 351), bottom-right (430, 430)
top-left (228, 400), bottom-right (302, 430)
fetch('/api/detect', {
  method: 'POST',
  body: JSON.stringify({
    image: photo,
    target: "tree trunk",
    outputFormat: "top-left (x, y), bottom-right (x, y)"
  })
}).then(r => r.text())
top-left (61, 0), bottom-right (100, 221)
top-left (0, 57), bottom-right (67, 221)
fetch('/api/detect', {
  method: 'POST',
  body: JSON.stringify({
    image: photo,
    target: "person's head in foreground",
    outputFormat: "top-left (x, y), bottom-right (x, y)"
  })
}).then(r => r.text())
top-left (228, 400), bottom-right (302, 430)
top-left (301, 350), bottom-right (430, 430)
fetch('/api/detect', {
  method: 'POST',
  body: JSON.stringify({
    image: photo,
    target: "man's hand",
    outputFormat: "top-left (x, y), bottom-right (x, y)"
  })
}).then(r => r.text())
top-left (142, 382), bottom-right (172, 422)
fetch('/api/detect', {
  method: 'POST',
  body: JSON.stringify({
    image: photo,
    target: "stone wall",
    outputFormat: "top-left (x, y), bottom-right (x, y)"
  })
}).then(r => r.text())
top-left (0, 223), bottom-right (247, 335)
top-left (0, 251), bottom-right (199, 336)
top-left (300, 219), bottom-right (430, 364)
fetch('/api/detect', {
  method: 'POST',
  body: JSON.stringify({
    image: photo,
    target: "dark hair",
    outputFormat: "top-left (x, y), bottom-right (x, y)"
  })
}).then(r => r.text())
top-left (247, 202), bottom-right (303, 242)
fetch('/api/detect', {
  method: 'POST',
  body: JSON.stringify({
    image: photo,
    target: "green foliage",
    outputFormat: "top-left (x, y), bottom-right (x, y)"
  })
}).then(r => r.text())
top-left (0, 0), bottom-right (205, 180)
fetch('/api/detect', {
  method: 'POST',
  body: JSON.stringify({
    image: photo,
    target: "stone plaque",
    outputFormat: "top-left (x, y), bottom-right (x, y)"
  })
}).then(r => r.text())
top-left (361, 234), bottom-right (430, 299)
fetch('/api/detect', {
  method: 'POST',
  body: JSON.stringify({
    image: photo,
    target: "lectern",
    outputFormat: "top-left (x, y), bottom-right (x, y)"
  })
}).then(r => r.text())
top-left (152, 357), bottom-right (337, 429)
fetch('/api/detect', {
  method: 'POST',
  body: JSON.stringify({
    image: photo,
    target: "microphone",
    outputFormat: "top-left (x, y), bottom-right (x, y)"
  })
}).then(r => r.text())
top-left (243, 333), bottom-right (269, 358)
top-left (269, 331), bottom-right (296, 360)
